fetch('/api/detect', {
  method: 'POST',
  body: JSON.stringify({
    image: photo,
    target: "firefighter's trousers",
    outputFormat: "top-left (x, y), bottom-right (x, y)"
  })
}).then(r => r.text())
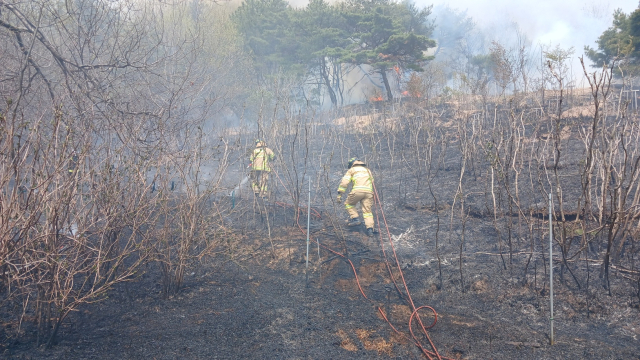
top-left (344, 191), bottom-right (374, 229)
top-left (251, 170), bottom-right (270, 197)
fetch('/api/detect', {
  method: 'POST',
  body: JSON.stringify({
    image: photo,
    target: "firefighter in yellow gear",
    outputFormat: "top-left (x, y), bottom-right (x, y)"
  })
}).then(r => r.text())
top-left (337, 157), bottom-right (375, 237)
top-left (250, 139), bottom-right (275, 197)
top-left (68, 151), bottom-right (79, 176)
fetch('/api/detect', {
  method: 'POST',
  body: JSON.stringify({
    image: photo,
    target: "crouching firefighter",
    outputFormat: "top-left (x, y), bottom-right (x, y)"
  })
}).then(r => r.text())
top-left (250, 139), bottom-right (275, 198)
top-left (336, 157), bottom-right (375, 237)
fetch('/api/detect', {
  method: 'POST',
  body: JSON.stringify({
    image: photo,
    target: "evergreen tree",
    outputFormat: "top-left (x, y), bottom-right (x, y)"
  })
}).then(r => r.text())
top-left (232, 0), bottom-right (436, 103)
top-left (231, 0), bottom-right (298, 77)
top-left (295, 0), bottom-right (349, 106)
top-left (585, 5), bottom-right (640, 75)
top-left (338, 0), bottom-right (435, 101)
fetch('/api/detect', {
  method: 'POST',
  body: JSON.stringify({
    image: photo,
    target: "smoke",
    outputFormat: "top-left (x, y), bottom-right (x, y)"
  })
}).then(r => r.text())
top-left (425, 0), bottom-right (625, 44)
top-left (426, 0), bottom-right (638, 83)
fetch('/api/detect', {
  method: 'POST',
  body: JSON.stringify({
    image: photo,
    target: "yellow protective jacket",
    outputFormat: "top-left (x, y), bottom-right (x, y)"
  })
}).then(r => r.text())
top-left (250, 145), bottom-right (275, 171)
top-left (337, 161), bottom-right (373, 194)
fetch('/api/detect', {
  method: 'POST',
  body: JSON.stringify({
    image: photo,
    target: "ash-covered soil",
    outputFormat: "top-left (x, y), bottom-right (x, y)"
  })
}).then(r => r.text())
top-left (5, 204), bottom-right (639, 359)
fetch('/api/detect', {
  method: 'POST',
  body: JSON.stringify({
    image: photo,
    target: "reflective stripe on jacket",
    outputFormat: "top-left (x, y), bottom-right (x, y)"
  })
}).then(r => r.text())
top-left (337, 161), bottom-right (373, 193)
top-left (250, 147), bottom-right (275, 171)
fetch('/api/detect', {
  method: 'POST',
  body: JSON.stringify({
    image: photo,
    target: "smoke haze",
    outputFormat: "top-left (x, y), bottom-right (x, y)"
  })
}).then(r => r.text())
top-left (425, 0), bottom-right (638, 84)
top-left (426, 0), bottom-right (636, 52)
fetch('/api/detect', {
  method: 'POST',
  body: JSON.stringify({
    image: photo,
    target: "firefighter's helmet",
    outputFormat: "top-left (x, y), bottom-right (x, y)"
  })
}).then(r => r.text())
top-left (255, 139), bottom-right (265, 147)
top-left (348, 157), bottom-right (359, 169)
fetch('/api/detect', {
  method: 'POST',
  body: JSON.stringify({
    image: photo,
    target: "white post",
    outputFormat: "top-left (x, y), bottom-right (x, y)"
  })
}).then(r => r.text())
top-left (306, 177), bottom-right (311, 286)
top-left (549, 192), bottom-right (555, 345)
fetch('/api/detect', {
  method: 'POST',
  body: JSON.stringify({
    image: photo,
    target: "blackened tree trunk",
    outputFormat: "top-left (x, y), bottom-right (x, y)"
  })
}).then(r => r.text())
top-left (321, 58), bottom-right (337, 107)
top-left (380, 68), bottom-right (393, 101)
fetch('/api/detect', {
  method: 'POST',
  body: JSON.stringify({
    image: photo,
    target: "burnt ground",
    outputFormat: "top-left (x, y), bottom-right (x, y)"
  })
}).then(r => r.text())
top-left (4, 115), bottom-right (640, 359)
top-left (4, 201), bottom-right (639, 360)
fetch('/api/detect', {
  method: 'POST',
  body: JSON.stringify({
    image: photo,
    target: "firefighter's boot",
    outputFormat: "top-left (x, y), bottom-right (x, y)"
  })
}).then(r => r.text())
top-left (367, 228), bottom-right (374, 237)
top-left (347, 217), bottom-right (361, 227)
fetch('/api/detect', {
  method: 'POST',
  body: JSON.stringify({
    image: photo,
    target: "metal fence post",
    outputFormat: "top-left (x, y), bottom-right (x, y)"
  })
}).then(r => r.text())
top-left (549, 192), bottom-right (555, 345)
top-left (306, 177), bottom-right (311, 287)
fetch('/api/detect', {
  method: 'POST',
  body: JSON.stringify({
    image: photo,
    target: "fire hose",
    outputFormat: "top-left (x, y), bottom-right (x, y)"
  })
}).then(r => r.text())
top-left (270, 171), bottom-right (449, 359)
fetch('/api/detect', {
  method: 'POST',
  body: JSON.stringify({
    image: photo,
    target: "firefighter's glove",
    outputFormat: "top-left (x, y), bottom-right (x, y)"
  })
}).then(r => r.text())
top-left (336, 194), bottom-right (343, 203)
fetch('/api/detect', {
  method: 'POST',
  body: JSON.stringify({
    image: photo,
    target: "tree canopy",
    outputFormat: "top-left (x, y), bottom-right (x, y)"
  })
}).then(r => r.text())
top-left (232, 0), bottom-right (436, 105)
top-left (585, 5), bottom-right (640, 75)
